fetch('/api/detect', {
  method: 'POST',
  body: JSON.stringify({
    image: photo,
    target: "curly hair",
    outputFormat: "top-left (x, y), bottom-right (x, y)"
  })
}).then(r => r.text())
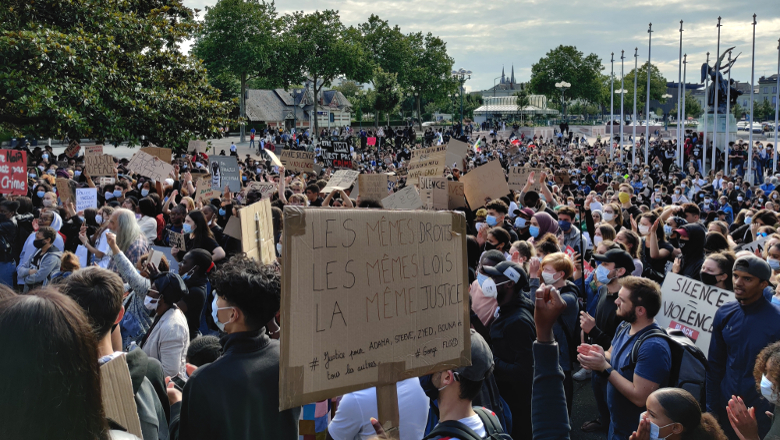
top-left (754, 341), bottom-right (780, 398)
top-left (211, 255), bottom-right (280, 330)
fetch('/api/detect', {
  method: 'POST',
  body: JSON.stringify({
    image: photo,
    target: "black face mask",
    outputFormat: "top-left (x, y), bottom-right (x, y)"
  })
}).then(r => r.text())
top-left (700, 272), bottom-right (721, 286)
top-left (33, 238), bottom-right (47, 249)
top-left (419, 374), bottom-right (439, 401)
top-left (484, 241), bottom-right (497, 252)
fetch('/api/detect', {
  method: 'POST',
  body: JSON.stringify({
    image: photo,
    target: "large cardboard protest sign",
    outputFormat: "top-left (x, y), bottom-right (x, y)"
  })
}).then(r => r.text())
top-left (239, 198), bottom-right (275, 265)
top-left (323, 170), bottom-right (359, 193)
top-left (446, 140), bottom-right (470, 169)
top-left (280, 150), bottom-right (315, 174)
top-left (247, 181), bottom-right (277, 200)
top-left (321, 140), bottom-right (353, 169)
top-left (208, 155), bottom-right (241, 193)
top-left (658, 273), bottom-right (735, 356)
top-left (187, 140), bottom-right (208, 153)
top-left (65, 140), bottom-right (81, 158)
top-left (736, 236), bottom-right (769, 254)
top-left (459, 160), bottom-right (509, 209)
top-left (381, 185), bottom-right (423, 210)
top-left (76, 188), bottom-right (98, 212)
top-left (85, 145), bottom-right (116, 177)
top-left (448, 182), bottom-right (467, 210)
top-left (420, 177), bottom-right (449, 210)
top-left (127, 150), bottom-right (174, 182)
top-left (0, 149), bottom-right (27, 195)
top-left (358, 174), bottom-right (388, 203)
top-left (508, 167), bottom-right (543, 192)
top-left (141, 146), bottom-right (172, 163)
top-left (56, 177), bottom-right (74, 205)
top-left (100, 354), bottom-right (143, 438)
top-left (407, 145), bottom-right (447, 185)
top-left (279, 207), bottom-right (470, 410)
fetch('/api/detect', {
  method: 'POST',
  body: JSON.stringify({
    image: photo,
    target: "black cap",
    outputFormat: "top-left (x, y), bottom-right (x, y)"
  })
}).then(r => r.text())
top-left (593, 249), bottom-right (635, 275)
top-left (482, 261), bottom-right (529, 290)
top-left (454, 330), bottom-right (494, 381)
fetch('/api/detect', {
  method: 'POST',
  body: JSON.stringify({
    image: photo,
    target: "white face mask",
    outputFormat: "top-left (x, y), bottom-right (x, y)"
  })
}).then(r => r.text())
top-left (603, 212), bottom-right (615, 222)
top-left (761, 374), bottom-right (780, 404)
top-left (638, 225), bottom-right (650, 235)
top-left (640, 412), bottom-right (675, 440)
top-left (211, 293), bottom-right (234, 332)
top-left (541, 271), bottom-right (561, 285)
top-left (143, 295), bottom-right (158, 311)
top-left (481, 277), bottom-right (509, 298)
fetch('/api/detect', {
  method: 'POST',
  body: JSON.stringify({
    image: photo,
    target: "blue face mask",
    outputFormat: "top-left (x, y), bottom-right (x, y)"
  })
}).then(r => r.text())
top-left (772, 297), bottom-right (780, 306)
top-left (182, 223), bottom-right (193, 234)
top-left (595, 264), bottom-right (613, 284)
top-left (529, 225), bottom-right (540, 238)
top-left (242, 176), bottom-right (247, 181)
top-left (486, 215), bottom-right (498, 227)
top-left (515, 217), bottom-right (526, 228)
top-left (36, 191), bottom-right (45, 199)
top-left (663, 225), bottom-right (673, 236)
top-left (745, 216), bottom-right (753, 225)
top-left (477, 272), bottom-right (489, 288)
top-left (558, 220), bottom-right (571, 232)
top-left (141, 189), bottom-right (149, 197)
top-left (219, 208), bottom-right (226, 217)
top-left (113, 189), bottom-right (123, 198)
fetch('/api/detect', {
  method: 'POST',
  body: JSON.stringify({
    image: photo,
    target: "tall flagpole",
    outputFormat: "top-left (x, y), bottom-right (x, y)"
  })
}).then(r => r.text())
top-left (726, 49), bottom-right (732, 174)
top-left (712, 16), bottom-right (722, 178)
top-left (620, 50), bottom-right (625, 162)
top-left (633, 48), bottom-right (638, 166)
top-left (682, 54), bottom-right (687, 167)
top-left (610, 52), bottom-right (615, 161)
top-left (703, 52), bottom-right (710, 173)
top-left (747, 14), bottom-right (756, 183)
top-left (646, 23), bottom-right (652, 165)
top-left (774, 38), bottom-right (779, 174)
top-left (677, 20), bottom-right (684, 167)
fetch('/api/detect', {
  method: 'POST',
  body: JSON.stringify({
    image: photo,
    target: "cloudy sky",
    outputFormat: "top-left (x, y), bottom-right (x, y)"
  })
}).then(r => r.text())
top-left (183, 0), bottom-right (780, 92)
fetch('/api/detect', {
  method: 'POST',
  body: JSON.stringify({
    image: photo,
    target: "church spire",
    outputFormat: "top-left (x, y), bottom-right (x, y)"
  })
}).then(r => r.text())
top-left (501, 66), bottom-right (505, 84)
top-left (511, 65), bottom-right (515, 84)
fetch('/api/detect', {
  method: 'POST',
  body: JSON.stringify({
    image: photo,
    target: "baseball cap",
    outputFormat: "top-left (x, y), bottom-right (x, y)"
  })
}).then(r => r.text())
top-left (733, 255), bottom-right (772, 282)
top-left (482, 261), bottom-right (529, 289)
top-left (512, 207), bottom-right (534, 218)
top-left (593, 249), bottom-right (635, 274)
top-left (454, 329), bottom-right (494, 381)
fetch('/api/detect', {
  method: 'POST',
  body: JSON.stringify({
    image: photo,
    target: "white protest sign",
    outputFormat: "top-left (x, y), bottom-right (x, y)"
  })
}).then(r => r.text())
top-left (736, 236), bottom-right (769, 254)
top-left (76, 188), bottom-right (98, 212)
top-left (381, 185), bottom-right (422, 210)
top-left (323, 170), bottom-right (360, 193)
top-left (657, 272), bottom-right (735, 357)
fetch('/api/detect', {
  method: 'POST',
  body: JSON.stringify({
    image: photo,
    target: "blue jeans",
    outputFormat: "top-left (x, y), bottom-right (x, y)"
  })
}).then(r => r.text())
top-left (0, 261), bottom-right (13, 287)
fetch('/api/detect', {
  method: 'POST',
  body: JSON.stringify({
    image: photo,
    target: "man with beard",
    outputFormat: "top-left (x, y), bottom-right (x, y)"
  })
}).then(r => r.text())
top-left (707, 255), bottom-right (780, 440)
top-left (577, 276), bottom-right (670, 440)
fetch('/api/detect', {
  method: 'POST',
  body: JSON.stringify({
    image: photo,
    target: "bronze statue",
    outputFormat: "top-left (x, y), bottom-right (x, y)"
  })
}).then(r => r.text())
top-left (700, 47), bottom-right (743, 113)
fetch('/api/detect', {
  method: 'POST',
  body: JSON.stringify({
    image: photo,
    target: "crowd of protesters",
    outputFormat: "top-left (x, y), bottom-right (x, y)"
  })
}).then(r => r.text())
top-left (2, 125), bottom-right (780, 440)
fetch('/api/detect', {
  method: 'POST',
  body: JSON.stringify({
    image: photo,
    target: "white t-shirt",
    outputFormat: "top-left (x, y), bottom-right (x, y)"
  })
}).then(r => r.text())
top-left (444, 413), bottom-right (486, 439)
top-left (327, 378), bottom-right (428, 440)
top-left (94, 229), bottom-right (111, 268)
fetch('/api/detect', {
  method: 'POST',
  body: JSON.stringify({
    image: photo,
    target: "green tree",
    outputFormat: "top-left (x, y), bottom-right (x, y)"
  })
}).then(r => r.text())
top-left (682, 92), bottom-right (703, 118)
top-left (529, 46), bottom-right (604, 104)
top-left (0, 0), bottom-right (231, 149)
top-left (515, 89), bottom-right (530, 108)
top-left (732, 103), bottom-right (745, 119)
top-left (193, 0), bottom-right (291, 143)
top-left (406, 32), bottom-right (456, 129)
top-left (332, 80), bottom-right (362, 99)
top-left (357, 15), bottom-right (412, 87)
top-left (287, 10), bottom-right (372, 139)
top-left (621, 62), bottom-right (669, 113)
top-left (372, 68), bottom-right (403, 126)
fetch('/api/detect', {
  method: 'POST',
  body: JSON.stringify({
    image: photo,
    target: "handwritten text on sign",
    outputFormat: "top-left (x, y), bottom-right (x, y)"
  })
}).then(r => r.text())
top-left (657, 272), bottom-right (735, 357)
top-left (0, 150), bottom-right (27, 195)
top-left (279, 208), bottom-right (470, 409)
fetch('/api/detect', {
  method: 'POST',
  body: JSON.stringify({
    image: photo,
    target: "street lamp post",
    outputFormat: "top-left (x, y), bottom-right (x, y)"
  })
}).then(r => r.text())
top-left (610, 52), bottom-right (615, 160)
top-left (555, 81), bottom-right (571, 124)
top-left (646, 23), bottom-right (653, 165)
top-left (620, 50), bottom-right (626, 157)
top-left (451, 68), bottom-right (472, 136)
top-left (633, 48), bottom-right (638, 165)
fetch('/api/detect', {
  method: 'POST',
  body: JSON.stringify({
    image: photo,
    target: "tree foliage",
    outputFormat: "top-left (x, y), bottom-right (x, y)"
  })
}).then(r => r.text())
top-left (621, 62), bottom-right (669, 112)
top-left (372, 68), bottom-right (402, 126)
top-left (682, 91), bottom-right (703, 118)
top-left (515, 89), bottom-right (530, 108)
top-left (0, 0), bottom-right (231, 149)
top-left (529, 46), bottom-right (604, 104)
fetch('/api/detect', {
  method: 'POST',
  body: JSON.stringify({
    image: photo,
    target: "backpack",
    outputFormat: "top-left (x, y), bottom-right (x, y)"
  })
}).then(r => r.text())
top-left (623, 324), bottom-right (708, 408)
top-left (557, 281), bottom-right (583, 368)
top-left (423, 407), bottom-right (513, 440)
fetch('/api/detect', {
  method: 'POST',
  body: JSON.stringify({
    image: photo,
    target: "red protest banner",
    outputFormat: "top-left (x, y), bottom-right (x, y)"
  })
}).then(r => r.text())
top-left (0, 149), bottom-right (27, 195)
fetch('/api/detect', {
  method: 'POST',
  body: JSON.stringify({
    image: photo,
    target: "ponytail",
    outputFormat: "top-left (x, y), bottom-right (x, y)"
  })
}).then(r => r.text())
top-left (681, 413), bottom-right (726, 440)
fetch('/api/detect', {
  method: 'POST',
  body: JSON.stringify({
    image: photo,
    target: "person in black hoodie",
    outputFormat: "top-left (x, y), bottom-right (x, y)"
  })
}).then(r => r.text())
top-left (482, 260), bottom-right (534, 440)
top-left (11, 196), bottom-right (34, 270)
top-left (671, 223), bottom-right (706, 281)
top-left (0, 200), bottom-right (18, 287)
top-left (176, 249), bottom-right (213, 340)
top-left (167, 255), bottom-right (300, 440)
top-left (61, 266), bottom-right (169, 440)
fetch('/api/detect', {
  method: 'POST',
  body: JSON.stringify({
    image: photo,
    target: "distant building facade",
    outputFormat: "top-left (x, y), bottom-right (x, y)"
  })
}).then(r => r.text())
top-left (245, 86), bottom-right (352, 130)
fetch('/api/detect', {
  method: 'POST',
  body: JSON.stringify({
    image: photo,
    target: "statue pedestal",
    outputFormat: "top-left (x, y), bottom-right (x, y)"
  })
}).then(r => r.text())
top-left (697, 113), bottom-right (737, 149)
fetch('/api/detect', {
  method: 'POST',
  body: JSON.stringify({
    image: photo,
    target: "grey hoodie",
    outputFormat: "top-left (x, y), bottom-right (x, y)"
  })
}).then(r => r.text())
top-left (19, 247), bottom-right (62, 292)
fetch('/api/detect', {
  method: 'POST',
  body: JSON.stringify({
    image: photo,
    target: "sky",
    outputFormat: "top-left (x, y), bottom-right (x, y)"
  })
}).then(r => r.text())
top-left (182, 0), bottom-right (780, 92)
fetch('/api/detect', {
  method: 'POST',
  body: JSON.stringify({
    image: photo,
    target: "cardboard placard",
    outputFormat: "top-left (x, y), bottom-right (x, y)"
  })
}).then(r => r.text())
top-left (127, 150), bottom-right (174, 182)
top-left (736, 235), bottom-right (769, 254)
top-left (446, 140), bottom-right (470, 169)
top-left (367, 137), bottom-right (376, 146)
top-left (239, 198), bottom-right (275, 265)
top-left (321, 140), bottom-right (353, 169)
top-left (194, 177), bottom-right (212, 202)
top-left (65, 140), bottom-right (81, 158)
top-left (407, 146), bottom-right (447, 185)
top-left (657, 273), bottom-right (735, 357)
top-left (265, 150), bottom-right (283, 168)
top-left (381, 185), bottom-right (423, 210)
top-left (323, 170), bottom-right (360, 193)
top-left (358, 174), bottom-right (388, 203)
top-left (447, 181), bottom-right (466, 210)
top-left (280, 150), bottom-right (315, 174)
top-left (85, 154), bottom-right (116, 177)
top-left (223, 216), bottom-right (241, 239)
top-left (597, 155), bottom-right (607, 164)
top-left (188, 140), bottom-right (208, 153)
top-left (169, 231), bottom-right (186, 250)
top-left (459, 160), bottom-right (509, 209)
top-left (85, 145), bottom-right (103, 156)
top-left (554, 171), bottom-right (571, 185)
top-left (141, 146), bottom-right (173, 163)
top-left (56, 178), bottom-right (73, 205)
top-left (149, 248), bottom-right (164, 268)
top-left (208, 156), bottom-right (241, 193)
top-left (508, 167), bottom-right (543, 192)
top-left (0, 150), bottom-right (27, 195)
top-left (279, 207), bottom-right (470, 410)
top-left (98, 177), bottom-right (116, 187)
top-left (247, 181), bottom-right (277, 199)
top-left (100, 353), bottom-right (143, 438)
top-left (151, 245), bottom-right (179, 273)
top-left (420, 177), bottom-right (449, 210)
